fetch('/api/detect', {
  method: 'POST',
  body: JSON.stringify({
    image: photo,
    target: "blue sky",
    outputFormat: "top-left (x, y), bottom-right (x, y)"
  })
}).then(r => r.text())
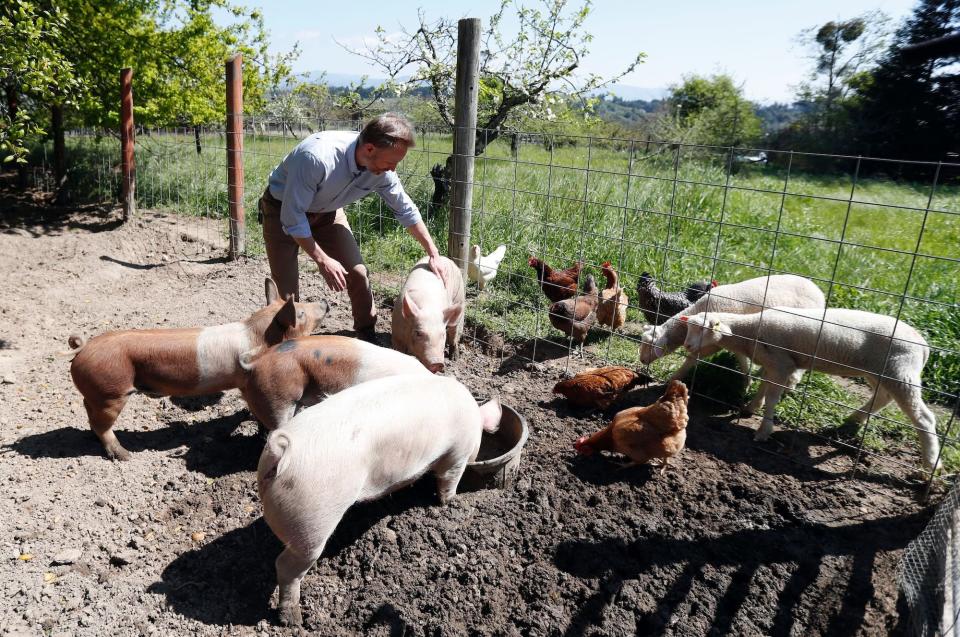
top-left (245, 0), bottom-right (919, 103)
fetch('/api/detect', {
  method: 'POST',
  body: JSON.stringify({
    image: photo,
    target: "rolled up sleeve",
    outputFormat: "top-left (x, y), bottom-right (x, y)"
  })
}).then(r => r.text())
top-left (376, 173), bottom-right (422, 228)
top-left (280, 153), bottom-right (326, 238)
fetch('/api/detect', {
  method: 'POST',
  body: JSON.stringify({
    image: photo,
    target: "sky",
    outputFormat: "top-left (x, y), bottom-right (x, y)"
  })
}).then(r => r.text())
top-left (241, 0), bottom-right (920, 104)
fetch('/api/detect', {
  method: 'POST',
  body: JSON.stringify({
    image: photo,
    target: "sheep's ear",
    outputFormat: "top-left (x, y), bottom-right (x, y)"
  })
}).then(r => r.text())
top-left (709, 319), bottom-right (725, 332)
top-left (679, 316), bottom-right (689, 323)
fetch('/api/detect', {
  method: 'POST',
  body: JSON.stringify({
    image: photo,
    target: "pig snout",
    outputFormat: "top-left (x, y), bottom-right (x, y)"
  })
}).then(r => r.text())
top-left (427, 362), bottom-right (445, 374)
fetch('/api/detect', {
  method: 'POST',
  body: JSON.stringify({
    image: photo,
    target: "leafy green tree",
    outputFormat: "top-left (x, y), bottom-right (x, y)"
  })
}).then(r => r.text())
top-left (661, 74), bottom-right (761, 147)
top-left (345, 0), bottom-right (644, 205)
top-left (0, 1), bottom-right (77, 166)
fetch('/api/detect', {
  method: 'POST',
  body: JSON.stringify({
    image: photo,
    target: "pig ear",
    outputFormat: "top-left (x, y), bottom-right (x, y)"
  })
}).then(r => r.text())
top-left (443, 302), bottom-right (464, 326)
top-left (479, 398), bottom-right (502, 433)
top-left (275, 297), bottom-right (297, 329)
top-left (401, 292), bottom-right (420, 319)
top-left (265, 278), bottom-right (280, 305)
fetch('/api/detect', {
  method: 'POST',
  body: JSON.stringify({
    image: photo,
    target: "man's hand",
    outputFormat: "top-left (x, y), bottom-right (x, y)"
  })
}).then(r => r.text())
top-left (428, 253), bottom-right (445, 282)
top-left (318, 255), bottom-right (348, 292)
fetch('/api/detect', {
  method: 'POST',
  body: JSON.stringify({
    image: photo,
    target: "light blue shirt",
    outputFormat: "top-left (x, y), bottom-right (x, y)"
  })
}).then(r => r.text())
top-left (267, 131), bottom-right (422, 238)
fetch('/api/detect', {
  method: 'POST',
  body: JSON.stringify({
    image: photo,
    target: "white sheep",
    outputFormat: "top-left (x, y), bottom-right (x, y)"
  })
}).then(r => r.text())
top-left (681, 307), bottom-right (942, 472)
top-left (639, 274), bottom-right (826, 386)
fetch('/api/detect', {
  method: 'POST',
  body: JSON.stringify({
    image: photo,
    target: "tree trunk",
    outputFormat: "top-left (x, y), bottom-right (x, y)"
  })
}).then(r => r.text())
top-left (194, 125), bottom-right (202, 155)
top-left (4, 84), bottom-right (27, 189)
top-left (51, 104), bottom-right (68, 205)
top-left (428, 157), bottom-right (453, 219)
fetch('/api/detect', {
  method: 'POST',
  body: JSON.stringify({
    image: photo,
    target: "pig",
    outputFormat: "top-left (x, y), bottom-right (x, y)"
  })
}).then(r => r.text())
top-left (238, 335), bottom-right (430, 430)
top-left (67, 279), bottom-right (329, 460)
top-left (391, 256), bottom-right (465, 373)
top-left (257, 374), bottom-right (502, 626)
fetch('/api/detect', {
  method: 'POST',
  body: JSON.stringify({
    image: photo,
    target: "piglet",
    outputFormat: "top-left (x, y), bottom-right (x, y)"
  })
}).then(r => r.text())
top-left (257, 374), bottom-right (501, 626)
top-left (67, 279), bottom-right (328, 460)
top-left (391, 256), bottom-right (465, 372)
top-left (238, 335), bottom-right (430, 429)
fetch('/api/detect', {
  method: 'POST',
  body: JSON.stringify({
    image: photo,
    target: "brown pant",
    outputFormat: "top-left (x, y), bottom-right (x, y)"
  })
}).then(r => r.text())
top-left (259, 188), bottom-right (375, 331)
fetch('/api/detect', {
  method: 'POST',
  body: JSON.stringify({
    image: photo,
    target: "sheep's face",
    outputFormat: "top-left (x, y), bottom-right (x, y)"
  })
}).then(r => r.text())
top-left (639, 324), bottom-right (667, 363)
top-left (682, 314), bottom-right (728, 354)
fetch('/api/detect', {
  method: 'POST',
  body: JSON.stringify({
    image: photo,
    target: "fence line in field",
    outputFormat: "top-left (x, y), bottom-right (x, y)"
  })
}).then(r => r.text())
top-left (33, 117), bottom-right (960, 492)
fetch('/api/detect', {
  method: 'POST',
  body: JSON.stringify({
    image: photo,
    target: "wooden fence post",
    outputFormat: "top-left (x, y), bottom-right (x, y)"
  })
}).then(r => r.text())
top-left (119, 68), bottom-right (135, 221)
top-left (447, 18), bottom-right (481, 277)
top-left (226, 54), bottom-right (245, 259)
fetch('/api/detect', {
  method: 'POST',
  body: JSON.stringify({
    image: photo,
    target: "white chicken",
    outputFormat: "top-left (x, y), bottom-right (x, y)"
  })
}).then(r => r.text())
top-left (468, 244), bottom-right (507, 291)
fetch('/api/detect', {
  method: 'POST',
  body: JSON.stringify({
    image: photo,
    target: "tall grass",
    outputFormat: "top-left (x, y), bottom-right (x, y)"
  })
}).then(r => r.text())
top-left (50, 129), bottom-right (960, 470)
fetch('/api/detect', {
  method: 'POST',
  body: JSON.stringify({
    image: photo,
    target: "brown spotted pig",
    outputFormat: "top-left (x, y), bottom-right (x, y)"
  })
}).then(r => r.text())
top-left (67, 279), bottom-right (329, 460)
top-left (238, 335), bottom-right (429, 430)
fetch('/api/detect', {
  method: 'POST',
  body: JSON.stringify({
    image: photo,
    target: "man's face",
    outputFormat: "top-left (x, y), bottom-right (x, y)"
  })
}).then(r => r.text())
top-left (364, 143), bottom-right (408, 175)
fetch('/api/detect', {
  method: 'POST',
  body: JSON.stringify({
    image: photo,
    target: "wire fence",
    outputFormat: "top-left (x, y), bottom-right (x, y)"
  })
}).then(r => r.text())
top-left (901, 476), bottom-right (960, 636)
top-left (24, 118), bottom-right (960, 493)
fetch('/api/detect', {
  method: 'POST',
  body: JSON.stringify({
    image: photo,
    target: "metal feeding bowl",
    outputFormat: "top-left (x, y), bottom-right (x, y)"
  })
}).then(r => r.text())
top-left (461, 404), bottom-right (529, 492)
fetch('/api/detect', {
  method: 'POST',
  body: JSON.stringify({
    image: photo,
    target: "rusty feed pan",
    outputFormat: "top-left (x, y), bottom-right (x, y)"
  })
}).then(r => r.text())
top-left (461, 404), bottom-right (529, 492)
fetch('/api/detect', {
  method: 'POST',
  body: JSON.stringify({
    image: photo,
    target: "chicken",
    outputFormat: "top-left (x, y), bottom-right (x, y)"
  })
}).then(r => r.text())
top-left (574, 380), bottom-right (689, 475)
top-left (635, 272), bottom-right (717, 325)
top-left (548, 274), bottom-right (599, 357)
top-left (468, 244), bottom-right (507, 291)
top-left (528, 256), bottom-right (584, 304)
top-left (553, 366), bottom-right (647, 409)
top-left (596, 261), bottom-right (628, 331)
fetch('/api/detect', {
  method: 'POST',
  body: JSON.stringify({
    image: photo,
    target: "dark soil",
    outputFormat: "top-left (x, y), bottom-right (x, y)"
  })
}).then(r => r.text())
top-left (0, 181), bottom-right (938, 636)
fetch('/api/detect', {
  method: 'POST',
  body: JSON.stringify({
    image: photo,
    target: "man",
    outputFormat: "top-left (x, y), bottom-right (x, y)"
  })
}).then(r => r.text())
top-left (259, 113), bottom-right (442, 343)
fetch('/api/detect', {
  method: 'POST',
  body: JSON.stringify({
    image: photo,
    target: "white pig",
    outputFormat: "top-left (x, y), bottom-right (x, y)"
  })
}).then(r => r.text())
top-left (391, 256), bottom-right (465, 372)
top-left (257, 373), bottom-right (502, 627)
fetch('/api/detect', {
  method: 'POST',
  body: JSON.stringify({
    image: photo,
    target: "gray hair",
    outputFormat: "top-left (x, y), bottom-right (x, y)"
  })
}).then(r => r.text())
top-left (358, 113), bottom-right (416, 149)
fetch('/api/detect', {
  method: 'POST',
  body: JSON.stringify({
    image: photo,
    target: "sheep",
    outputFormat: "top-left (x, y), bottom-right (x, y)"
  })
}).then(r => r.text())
top-left (639, 274), bottom-right (826, 387)
top-left (681, 307), bottom-right (942, 472)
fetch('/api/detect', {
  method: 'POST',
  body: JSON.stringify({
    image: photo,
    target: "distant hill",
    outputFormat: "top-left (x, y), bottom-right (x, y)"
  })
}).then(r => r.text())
top-left (300, 70), bottom-right (666, 101)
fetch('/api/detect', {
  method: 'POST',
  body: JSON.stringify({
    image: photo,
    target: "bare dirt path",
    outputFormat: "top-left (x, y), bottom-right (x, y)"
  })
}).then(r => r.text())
top-left (0, 182), bottom-right (935, 636)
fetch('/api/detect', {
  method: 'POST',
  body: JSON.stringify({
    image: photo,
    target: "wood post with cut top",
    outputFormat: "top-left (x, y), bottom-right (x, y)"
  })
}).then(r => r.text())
top-left (226, 54), bottom-right (245, 259)
top-left (119, 68), bottom-right (135, 221)
top-left (447, 18), bottom-right (481, 277)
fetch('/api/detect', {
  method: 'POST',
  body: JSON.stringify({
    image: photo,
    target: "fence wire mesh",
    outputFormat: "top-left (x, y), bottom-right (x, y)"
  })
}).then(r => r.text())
top-left (901, 477), bottom-right (960, 636)
top-left (30, 119), bottom-right (960, 493)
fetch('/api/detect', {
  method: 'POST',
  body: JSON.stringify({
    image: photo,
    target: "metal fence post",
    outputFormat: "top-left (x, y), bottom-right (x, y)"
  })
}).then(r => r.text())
top-left (447, 18), bottom-right (481, 276)
top-left (226, 54), bottom-right (245, 259)
top-left (120, 68), bottom-right (135, 221)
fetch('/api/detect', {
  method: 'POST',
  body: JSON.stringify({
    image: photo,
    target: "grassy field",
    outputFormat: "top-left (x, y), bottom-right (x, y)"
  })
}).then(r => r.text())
top-left (51, 129), bottom-right (960, 471)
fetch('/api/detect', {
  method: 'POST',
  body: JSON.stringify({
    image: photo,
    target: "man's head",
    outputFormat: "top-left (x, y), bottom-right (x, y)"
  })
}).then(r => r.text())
top-left (356, 113), bottom-right (416, 175)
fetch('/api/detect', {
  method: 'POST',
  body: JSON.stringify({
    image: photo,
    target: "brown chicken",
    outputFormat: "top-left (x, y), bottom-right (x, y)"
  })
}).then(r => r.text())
top-left (553, 366), bottom-right (646, 409)
top-left (528, 256), bottom-right (584, 304)
top-left (596, 261), bottom-right (628, 331)
top-left (548, 274), bottom-right (599, 357)
top-left (574, 380), bottom-right (689, 474)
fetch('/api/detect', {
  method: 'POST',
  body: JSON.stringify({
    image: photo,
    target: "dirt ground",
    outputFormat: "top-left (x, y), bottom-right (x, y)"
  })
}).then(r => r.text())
top-left (0, 179), bottom-right (941, 636)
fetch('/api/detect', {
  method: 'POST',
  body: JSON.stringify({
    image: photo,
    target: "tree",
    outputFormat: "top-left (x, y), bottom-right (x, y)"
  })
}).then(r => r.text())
top-left (0, 1), bottom-right (77, 169)
top-left (659, 74), bottom-right (761, 148)
top-left (853, 0), bottom-right (959, 160)
top-left (3, 0), bottom-right (297, 195)
top-left (795, 11), bottom-right (890, 133)
top-left (345, 0), bottom-right (644, 207)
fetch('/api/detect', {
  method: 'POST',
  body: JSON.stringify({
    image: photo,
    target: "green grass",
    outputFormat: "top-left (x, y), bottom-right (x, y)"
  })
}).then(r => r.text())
top-left (47, 130), bottom-right (960, 472)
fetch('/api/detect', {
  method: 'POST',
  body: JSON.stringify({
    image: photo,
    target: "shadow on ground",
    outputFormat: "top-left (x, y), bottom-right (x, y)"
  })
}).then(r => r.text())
top-left (6, 408), bottom-right (261, 478)
top-left (554, 511), bottom-right (924, 637)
